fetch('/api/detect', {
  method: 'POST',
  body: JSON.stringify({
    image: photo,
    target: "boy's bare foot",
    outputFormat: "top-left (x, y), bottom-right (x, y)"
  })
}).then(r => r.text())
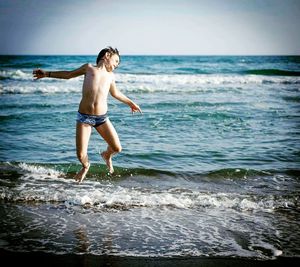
top-left (74, 163), bottom-right (90, 183)
top-left (101, 151), bottom-right (114, 174)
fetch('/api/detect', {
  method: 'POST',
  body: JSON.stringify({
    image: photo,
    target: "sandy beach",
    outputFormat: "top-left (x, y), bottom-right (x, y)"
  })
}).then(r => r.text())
top-left (1, 249), bottom-right (300, 267)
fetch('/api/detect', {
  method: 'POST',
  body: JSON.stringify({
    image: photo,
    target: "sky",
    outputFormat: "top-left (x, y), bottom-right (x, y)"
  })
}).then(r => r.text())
top-left (0, 0), bottom-right (299, 55)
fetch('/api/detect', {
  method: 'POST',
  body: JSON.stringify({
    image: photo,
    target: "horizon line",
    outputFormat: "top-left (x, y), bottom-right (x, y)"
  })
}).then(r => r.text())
top-left (0, 53), bottom-right (300, 57)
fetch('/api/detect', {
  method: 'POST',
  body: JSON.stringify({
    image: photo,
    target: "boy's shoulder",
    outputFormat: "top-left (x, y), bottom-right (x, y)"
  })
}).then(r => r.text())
top-left (84, 63), bottom-right (98, 72)
top-left (86, 63), bottom-right (94, 69)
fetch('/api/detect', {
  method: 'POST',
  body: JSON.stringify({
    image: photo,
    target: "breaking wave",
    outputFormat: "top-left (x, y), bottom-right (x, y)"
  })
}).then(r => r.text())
top-left (0, 162), bottom-right (298, 212)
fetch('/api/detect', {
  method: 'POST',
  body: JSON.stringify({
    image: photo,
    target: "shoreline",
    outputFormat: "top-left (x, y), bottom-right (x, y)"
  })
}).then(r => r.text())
top-left (1, 249), bottom-right (299, 267)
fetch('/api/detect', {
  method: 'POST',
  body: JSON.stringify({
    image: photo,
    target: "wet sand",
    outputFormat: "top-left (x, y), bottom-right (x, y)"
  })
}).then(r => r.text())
top-left (1, 249), bottom-right (299, 267)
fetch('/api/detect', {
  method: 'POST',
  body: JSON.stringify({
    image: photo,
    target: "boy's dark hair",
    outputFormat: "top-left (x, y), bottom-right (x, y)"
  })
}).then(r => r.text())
top-left (96, 46), bottom-right (120, 64)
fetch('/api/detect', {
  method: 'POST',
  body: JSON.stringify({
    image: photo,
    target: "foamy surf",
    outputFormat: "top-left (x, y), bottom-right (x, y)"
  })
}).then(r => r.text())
top-left (1, 71), bottom-right (299, 94)
top-left (0, 164), bottom-right (298, 259)
top-left (0, 162), bottom-right (298, 213)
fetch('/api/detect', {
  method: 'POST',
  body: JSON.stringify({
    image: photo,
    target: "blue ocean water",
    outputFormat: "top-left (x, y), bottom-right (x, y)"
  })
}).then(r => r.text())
top-left (0, 55), bottom-right (299, 259)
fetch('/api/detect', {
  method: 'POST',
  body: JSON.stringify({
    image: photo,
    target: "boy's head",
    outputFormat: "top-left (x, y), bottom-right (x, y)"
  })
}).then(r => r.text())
top-left (96, 46), bottom-right (120, 65)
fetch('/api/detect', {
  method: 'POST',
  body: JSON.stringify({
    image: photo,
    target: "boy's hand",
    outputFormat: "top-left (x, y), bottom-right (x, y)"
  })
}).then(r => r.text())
top-left (130, 102), bottom-right (142, 114)
top-left (33, 69), bottom-right (47, 80)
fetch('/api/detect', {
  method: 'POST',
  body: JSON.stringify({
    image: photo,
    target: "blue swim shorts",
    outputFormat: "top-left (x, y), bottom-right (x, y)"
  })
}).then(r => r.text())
top-left (76, 111), bottom-right (108, 127)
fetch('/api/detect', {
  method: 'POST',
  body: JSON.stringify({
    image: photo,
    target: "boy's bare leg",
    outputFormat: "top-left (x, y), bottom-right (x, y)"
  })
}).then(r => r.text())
top-left (74, 122), bottom-right (92, 182)
top-left (95, 119), bottom-right (122, 174)
top-left (101, 148), bottom-right (114, 174)
top-left (74, 162), bottom-right (90, 183)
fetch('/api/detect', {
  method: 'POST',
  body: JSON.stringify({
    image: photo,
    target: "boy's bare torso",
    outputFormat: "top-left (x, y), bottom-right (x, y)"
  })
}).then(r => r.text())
top-left (78, 64), bottom-right (113, 115)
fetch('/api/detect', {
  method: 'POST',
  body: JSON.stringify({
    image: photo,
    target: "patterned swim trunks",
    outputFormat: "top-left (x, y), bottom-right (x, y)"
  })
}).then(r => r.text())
top-left (76, 111), bottom-right (108, 127)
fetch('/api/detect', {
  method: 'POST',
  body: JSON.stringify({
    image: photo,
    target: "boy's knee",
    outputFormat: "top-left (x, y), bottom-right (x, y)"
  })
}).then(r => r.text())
top-left (77, 151), bottom-right (87, 161)
top-left (113, 145), bottom-right (122, 154)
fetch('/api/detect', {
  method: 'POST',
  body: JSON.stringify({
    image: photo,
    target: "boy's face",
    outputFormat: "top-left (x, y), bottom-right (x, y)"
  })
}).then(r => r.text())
top-left (106, 54), bottom-right (120, 72)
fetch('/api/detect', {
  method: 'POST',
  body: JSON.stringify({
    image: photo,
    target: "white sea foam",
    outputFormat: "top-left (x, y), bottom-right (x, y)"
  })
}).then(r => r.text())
top-left (0, 166), bottom-right (294, 260)
top-left (0, 69), bottom-right (30, 80)
top-left (116, 73), bottom-right (300, 87)
top-left (1, 70), bottom-right (299, 94)
top-left (18, 162), bottom-right (63, 177)
top-left (1, 165), bottom-right (297, 213)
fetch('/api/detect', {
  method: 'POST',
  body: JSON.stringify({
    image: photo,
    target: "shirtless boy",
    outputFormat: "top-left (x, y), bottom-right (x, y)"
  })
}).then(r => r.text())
top-left (33, 47), bottom-right (142, 182)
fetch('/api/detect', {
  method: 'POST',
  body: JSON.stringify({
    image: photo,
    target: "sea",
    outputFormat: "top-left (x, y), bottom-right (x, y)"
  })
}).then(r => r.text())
top-left (0, 55), bottom-right (299, 262)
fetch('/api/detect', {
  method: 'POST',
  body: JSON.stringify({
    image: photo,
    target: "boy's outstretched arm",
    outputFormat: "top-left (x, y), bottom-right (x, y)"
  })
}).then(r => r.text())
top-left (110, 80), bottom-right (142, 114)
top-left (33, 64), bottom-right (88, 80)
